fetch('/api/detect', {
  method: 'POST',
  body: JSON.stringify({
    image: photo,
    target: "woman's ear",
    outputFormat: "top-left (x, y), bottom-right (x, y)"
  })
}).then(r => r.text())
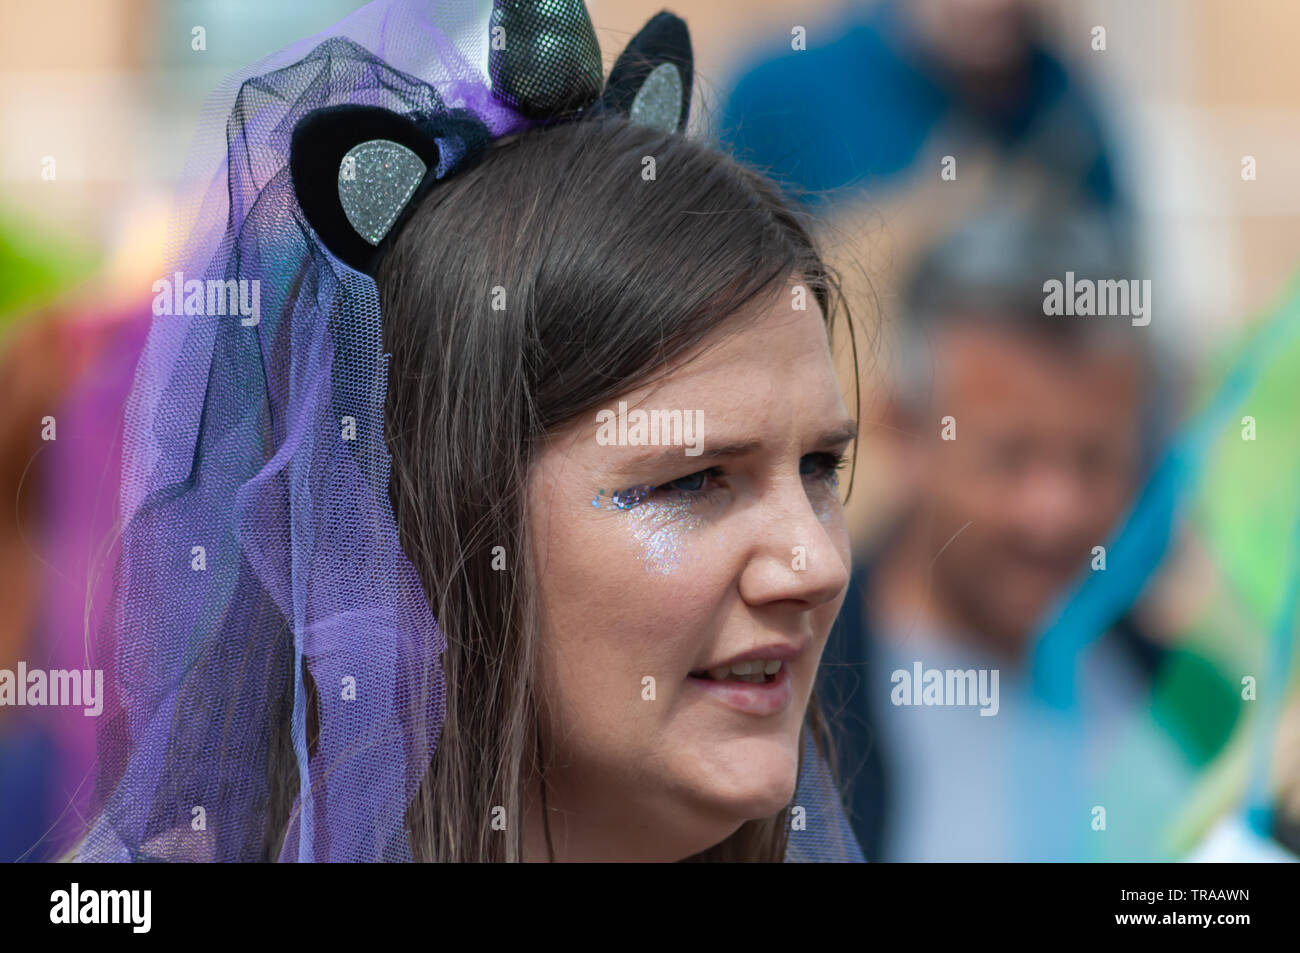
top-left (289, 105), bottom-right (489, 274)
top-left (600, 11), bottom-right (693, 134)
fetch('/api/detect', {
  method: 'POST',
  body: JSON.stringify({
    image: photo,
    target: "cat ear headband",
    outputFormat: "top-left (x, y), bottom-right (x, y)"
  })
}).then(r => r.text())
top-left (291, 3), bottom-right (693, 274)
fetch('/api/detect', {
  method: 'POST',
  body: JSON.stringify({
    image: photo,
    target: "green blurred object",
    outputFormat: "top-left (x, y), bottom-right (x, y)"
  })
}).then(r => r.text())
top-left (1150, 649), bottom-right (1242, 766)
top-left (1163, 273), bottom-right (1300, 854)
top-left (1198, 291), bottom-right (1300, 634)
top-left (0, 205), bottom-right (97, 331)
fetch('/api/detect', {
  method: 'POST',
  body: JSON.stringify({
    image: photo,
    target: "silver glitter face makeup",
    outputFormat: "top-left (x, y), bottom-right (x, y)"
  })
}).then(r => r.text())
top-left (621, 495), bottom-right (705, 575)
top-left (592, 486), bottom-right (707, 573)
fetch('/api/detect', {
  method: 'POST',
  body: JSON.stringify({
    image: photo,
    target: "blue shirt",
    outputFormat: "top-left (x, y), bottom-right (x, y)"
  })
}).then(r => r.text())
top-left (719, 0), bottom-right (1121, 209)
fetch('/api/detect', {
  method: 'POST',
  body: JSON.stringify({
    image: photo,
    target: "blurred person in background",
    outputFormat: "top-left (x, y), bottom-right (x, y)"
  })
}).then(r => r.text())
top-left (817, 202), bottom-right (1240, 861)
top-left (719, 0), bottom-right (1139, 557)
top-left (720, 0), bottom-right (1124, 213)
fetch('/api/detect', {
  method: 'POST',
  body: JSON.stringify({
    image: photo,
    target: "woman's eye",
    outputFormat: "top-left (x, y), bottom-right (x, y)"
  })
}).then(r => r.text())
top-left (661, 468), bottom-right (718, 494)
top-left (605, 472), bottom-right (719, 510)
top-left (801, 451), bottom-right (846, 485)
top-left (615, 455), bottom-right (844, 508)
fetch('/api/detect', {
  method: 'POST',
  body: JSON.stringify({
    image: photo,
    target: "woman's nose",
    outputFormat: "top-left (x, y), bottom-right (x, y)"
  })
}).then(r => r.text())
top-left (736, 482), bottom-right (850, 610)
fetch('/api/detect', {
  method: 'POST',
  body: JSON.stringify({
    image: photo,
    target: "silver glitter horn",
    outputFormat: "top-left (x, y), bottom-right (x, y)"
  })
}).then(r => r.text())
top-left (488, 0), bottom-right (603, 119)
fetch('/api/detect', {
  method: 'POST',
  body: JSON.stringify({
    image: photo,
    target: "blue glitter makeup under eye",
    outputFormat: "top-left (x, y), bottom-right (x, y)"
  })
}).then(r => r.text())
top-left (591, 485), bottom-right (654, 510)
top-left (612, 485), bottom-right (653, 509)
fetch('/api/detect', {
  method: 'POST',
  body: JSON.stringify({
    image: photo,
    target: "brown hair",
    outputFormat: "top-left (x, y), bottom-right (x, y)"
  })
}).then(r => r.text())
top-left (371, 114), bottom-right (856, 861)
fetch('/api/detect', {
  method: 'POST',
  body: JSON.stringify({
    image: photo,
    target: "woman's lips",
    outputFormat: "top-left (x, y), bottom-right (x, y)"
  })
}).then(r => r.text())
top-left (685, 664), bottom-right (793, 716)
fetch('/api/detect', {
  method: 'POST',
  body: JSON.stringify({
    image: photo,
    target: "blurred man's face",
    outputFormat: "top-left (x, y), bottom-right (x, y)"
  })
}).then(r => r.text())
top-left (910, 0), bottom-right (1032, 78)
top-left (903, 320), bottom-right (1143, 657)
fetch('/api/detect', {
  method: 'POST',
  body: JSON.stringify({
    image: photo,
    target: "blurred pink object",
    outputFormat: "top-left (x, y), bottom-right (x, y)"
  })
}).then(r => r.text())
top-left (28, 301), bottom-right (150, 857)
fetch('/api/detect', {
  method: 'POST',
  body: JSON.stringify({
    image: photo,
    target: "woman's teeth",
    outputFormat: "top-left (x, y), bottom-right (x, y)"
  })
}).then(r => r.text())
top-left (703, 660), bottom-right (783, 683)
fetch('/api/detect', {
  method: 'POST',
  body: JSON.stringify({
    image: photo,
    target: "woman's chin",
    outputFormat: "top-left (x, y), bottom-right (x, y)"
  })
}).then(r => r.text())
top-left (682, 738), bottom-right (800, 823)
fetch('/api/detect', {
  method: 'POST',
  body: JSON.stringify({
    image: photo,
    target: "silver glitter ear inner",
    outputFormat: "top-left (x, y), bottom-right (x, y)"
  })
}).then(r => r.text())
top-left (629, 62), bottom-right (683, 133)
top-left (338, 139), bottom-right (428, 246)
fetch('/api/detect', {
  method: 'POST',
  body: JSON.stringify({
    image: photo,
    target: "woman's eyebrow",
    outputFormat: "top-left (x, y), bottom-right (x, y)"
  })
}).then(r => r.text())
top-left (606, 439), bottom-right (762, 478)
top-left (818, 421), bottom-right (859, 448)
top-left (604, 420), bottom-right (858, 478)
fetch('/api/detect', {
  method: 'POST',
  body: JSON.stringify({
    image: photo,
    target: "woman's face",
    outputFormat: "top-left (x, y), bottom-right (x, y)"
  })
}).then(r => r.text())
top-left (526, 290), bottom-right (855, 861)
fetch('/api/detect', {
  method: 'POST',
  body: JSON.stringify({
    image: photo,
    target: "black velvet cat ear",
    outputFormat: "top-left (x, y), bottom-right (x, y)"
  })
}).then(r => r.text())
top-left (289, 104), bottom-right (489, 274)
top-left (600, 11), bottom-right (693, 134)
